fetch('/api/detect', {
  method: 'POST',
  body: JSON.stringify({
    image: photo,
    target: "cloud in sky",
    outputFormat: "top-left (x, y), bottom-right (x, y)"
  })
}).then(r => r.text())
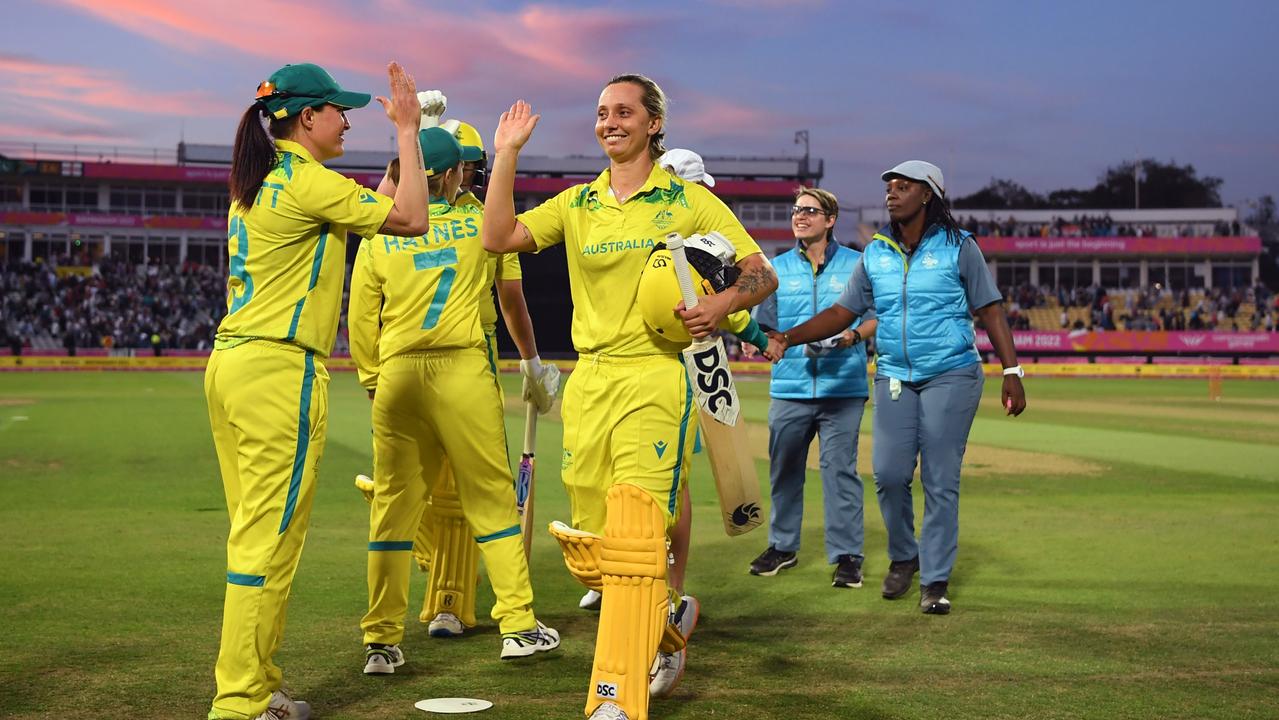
top-left (35, 0), bottom-right (796, 158)
top-left (0, 52), bottom-right (233, 146)
top-left (0, 121), bottom-right (135, 145)
top-left (7, 1), bottom-right (1276, 205)
top-left (48, 0), bottom-right (655, 86)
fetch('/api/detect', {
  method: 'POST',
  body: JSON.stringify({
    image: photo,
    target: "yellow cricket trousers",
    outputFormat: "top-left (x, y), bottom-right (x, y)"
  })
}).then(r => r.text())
top-left (205, 340), bottom-right (328, 720)
top-left (361, 348), bottom-right (535, 642)
top-left (560, 353), bottom-right (698, 535)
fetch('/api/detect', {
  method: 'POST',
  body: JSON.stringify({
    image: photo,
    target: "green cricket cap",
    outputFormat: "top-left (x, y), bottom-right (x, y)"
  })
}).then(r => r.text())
top-left (419, 127), bottom-right (464, 176)
top-left (255, 63), bottom-right (371, 119)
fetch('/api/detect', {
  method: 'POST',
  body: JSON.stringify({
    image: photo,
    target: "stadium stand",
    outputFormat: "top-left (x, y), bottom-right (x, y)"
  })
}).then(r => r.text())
top-left (2, 142), bottom-right (1273, 359)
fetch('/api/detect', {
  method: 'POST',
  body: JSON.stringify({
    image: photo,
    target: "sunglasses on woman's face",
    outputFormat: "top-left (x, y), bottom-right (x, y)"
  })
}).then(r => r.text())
top-left (792, 205), bottom-right (828, 217)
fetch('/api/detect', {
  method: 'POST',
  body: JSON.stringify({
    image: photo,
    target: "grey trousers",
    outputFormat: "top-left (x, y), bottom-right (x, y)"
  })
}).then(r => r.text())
top-left (872, 363), bottom-right (984, 585)
top-left (766, 396), bottom-right (867, 563)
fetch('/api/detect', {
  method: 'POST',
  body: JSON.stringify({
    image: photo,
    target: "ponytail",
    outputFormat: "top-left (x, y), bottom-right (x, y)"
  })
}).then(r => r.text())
top-left (229, 104), bottom-right (299, 210)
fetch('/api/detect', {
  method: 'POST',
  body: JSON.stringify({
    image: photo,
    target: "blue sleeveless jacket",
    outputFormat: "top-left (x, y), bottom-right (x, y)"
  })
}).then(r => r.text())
top-left (862, 224), bottom-right (980, 382)
top-left (771, 243), bottom-right (869, 399)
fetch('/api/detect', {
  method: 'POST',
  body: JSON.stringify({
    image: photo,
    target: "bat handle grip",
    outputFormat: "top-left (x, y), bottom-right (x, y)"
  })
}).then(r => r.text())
top-left (666, 232), bottom-right (699, 310)
top-left (523, 402), bottom-right (537, 454)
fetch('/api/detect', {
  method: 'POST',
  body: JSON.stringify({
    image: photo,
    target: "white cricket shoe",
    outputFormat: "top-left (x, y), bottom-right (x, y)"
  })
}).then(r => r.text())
top-left (255, 688), bottom-right (310, 719)
top-left (579, 588), bottom-right (602, 610)
top-left (428, 612), bottom-right (465, 638)
top-left (674, 594), bottom-right (700, 639)
top-left (649, 646), bottom-right (687, 698)
top-left (500, 620), bottom-right (560, 659)
top-left (363, 643), bottom-right (405, 675)
top-left (588, 701), bottom-right (629, 720)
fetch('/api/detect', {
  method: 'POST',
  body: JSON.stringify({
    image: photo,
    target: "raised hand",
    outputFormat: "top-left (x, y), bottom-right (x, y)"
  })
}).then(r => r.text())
top-left (494, 100), bottom-right (540, 154)
top-left (417, 89), bottom-right (447, 128)
top-left (375, 62), bottom-right (421, 132)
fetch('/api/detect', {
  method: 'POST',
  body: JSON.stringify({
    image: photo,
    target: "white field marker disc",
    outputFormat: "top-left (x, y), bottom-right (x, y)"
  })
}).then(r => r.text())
top-left (415, 697), bottom-right (494, 714)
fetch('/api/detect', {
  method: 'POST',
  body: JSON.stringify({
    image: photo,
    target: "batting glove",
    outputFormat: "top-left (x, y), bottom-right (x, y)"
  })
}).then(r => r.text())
top-left (354, 474), bottom-right (375, 504)
top-left (520, 356), bottom-right (562, 415)
top-left (417, 90), bottom-right (447, 128)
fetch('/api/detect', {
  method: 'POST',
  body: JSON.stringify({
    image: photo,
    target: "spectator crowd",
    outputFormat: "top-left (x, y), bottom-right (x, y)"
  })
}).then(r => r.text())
top-left (3, 256), bottom-right (1276, 355)
top-left (2, 253), bottom-right (227, 353)
top-left (1000, 283), bottom-right (1278, 333)
top-left (961, 215), bottom-right (1245, 239)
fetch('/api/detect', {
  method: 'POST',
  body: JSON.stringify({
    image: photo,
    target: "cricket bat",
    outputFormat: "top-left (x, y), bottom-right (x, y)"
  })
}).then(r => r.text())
top-left (515, 403), bottom-right (537, 560)
top-left (666, 232), bottom-right (762, 536)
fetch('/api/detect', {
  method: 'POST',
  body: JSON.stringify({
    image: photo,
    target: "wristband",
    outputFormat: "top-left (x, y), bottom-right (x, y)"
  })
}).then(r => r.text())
top-left (851, 329), bottom-right (863, 345)
top-left (739, 321), bottom-right (769, 352)
top-left (1002, 365), bottom-right (1024, 378)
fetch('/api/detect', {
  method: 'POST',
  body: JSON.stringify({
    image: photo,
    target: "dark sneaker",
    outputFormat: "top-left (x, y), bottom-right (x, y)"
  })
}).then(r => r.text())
top-left (831, 555), bottom-right (864, 588)
top-left (748, 546), bottom-right (798, 576)
top-left (881, 556), bottom-right (920, 599)
top-left (920, 581), bottom-right (951, 615)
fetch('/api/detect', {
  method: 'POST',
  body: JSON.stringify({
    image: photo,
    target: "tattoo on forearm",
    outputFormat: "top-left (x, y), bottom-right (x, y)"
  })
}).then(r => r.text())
top-left (735, 266), bottom-right (767, 297)
top-left (519, 224), bottom-right (533, 247)
top-left (411, 142), bottom-right (424, 184)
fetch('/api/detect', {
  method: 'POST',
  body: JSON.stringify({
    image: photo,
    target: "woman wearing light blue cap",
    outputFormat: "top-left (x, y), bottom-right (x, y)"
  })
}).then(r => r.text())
top-left (764, 160), bottom-right (1026, 615)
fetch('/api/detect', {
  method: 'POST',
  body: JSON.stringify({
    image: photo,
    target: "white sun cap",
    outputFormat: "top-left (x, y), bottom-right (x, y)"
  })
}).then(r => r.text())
top-left (659, 148), bottom-right (716, 187)
top-left (881, 160), bottom-right (945, 198)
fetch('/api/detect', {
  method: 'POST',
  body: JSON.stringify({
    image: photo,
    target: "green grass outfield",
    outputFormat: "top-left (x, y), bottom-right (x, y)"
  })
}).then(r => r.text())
top-left (0, 371), bottom-right (1276, 719)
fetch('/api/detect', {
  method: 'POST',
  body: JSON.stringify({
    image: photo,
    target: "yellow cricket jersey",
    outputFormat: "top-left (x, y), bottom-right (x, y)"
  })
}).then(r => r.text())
top-left (348, 199), bottom-right (491, 389)
top-left (451, 190), bottom-right (522, 335)
top-left (215, 139), bottom-right (393, 357)
top-left (517, 164), bottom-right (761, 356)
top-left (480, 252), bottom-right (523, 335)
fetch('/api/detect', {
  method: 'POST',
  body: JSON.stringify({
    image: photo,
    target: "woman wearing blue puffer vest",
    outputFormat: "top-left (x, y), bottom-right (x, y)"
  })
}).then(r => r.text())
top-left (765, 161), bottom-right (1026, 616)
top-left (749, 187), bottom-right (878, 590)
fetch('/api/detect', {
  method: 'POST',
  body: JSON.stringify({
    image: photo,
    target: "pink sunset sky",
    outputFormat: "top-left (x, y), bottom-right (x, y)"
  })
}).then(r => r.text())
top-left (4, 0), bottom-right (1277, 209)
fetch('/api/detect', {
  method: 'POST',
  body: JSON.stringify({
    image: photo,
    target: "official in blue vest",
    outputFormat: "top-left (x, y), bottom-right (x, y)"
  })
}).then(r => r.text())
top-left (765, 162), bottom-right (1026, 615)
top-left (749, 187), bottom-right (878, 589)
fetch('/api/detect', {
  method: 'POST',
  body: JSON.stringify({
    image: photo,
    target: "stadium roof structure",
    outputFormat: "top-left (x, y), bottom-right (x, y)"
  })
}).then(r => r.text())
top-left (178, 142), bottom-right (822, 184)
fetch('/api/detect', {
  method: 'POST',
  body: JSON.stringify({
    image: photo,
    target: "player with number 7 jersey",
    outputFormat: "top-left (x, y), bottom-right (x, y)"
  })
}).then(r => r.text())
top-left (347, 127), bottom-right (558, 671)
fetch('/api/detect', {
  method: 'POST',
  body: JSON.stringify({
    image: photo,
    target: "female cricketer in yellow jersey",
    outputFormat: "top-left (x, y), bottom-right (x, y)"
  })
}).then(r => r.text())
top-left (205, 61), bottom-right (429, 720)
top-left (348, 127), bottom-right (560, 674)
top-left (366, 113), bottom-right (558, 640)
top-left (483, 77), bottom-right (778, 720)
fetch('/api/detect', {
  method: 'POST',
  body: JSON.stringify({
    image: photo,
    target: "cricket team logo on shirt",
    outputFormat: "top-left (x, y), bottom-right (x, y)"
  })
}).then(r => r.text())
top-left (652, 209), bottom-right (674, 230)
top-left (921, 251), bottom-right (940, 269)
top-left (568, 187), bottom-right (604, 212)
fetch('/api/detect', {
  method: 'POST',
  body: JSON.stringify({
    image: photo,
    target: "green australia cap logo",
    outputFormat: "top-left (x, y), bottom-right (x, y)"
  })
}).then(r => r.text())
top-left (256, 63), bottom-right (372, 119)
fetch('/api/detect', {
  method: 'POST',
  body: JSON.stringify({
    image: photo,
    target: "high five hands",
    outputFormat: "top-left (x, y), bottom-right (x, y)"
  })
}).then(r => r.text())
top-left (375, 62), bottom-right (420, 132)
top-left (494, 100), bottom-right (540, 155)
